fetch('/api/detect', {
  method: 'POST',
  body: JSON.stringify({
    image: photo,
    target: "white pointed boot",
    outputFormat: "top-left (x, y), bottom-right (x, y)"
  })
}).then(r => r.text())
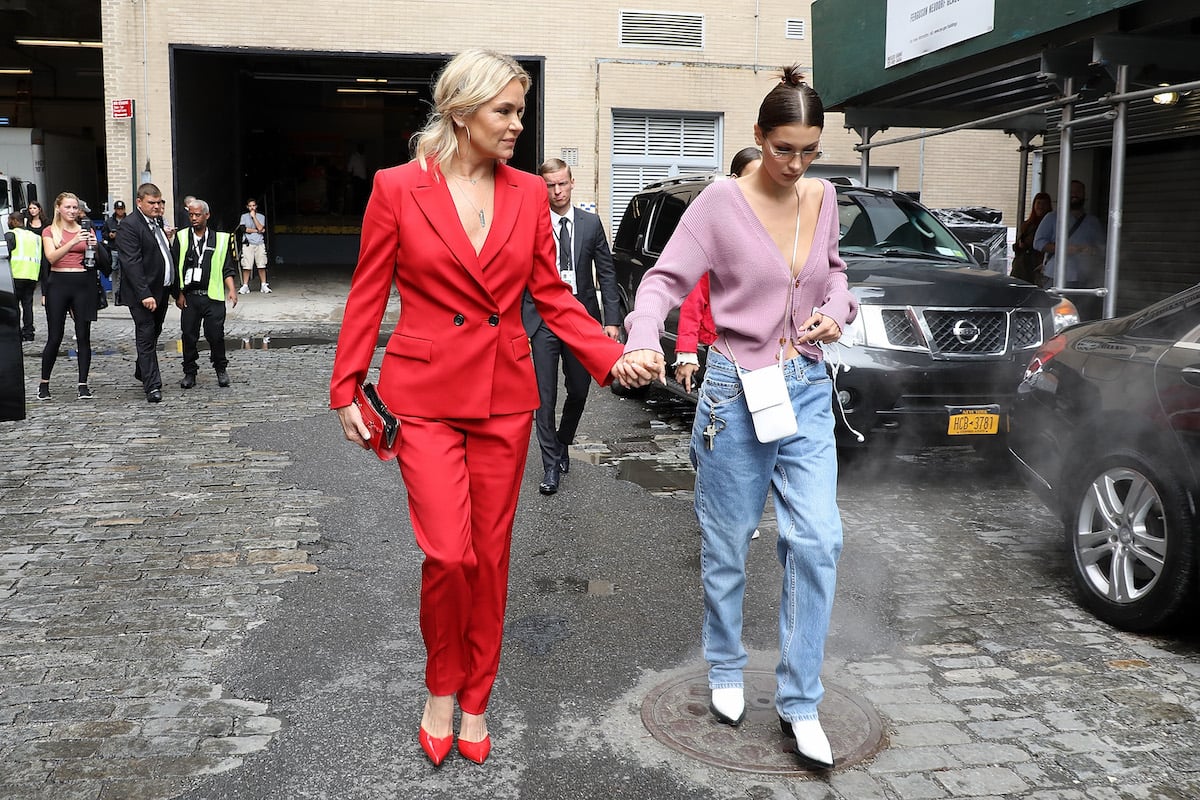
top-left (709, 687), bottom-right (746, 726)
top-left (780, 716), bottom-right (834, 769)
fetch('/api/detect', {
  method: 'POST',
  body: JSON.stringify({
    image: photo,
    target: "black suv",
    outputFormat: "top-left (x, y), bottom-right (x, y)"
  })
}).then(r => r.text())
top-left (611, 173), bottom-right (1080, 448)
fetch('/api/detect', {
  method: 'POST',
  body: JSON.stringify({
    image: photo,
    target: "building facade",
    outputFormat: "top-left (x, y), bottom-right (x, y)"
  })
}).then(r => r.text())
top-left (100, 0), bottom-right (1027, 262)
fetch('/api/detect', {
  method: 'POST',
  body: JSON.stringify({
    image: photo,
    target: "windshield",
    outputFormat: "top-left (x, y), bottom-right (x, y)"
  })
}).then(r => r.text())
top-left (837, 190), bottom-right (970, 263)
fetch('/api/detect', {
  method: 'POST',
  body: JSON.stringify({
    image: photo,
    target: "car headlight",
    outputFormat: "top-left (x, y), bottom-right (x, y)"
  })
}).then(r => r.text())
top-left (1051, 298), bottom-right (1080, 334)
top-left (843, 314), bottom-right (866, 346)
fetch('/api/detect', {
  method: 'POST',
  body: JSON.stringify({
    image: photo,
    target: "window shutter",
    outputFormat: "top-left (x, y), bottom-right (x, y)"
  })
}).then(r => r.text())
top-left (619, 11), bottom-right (704, 50)
top-left (610, 112), bottom-right (721, 231)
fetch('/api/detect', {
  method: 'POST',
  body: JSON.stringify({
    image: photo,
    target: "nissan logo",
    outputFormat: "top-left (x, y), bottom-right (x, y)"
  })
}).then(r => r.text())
top-left (952, 320), bottom-right (981, 344)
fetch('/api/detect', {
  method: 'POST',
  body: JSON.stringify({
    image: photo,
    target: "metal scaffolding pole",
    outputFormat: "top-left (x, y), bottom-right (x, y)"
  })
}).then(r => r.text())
top-left (859, 126), bottom-right (872, 186)
top-left (1014, 131), bottom-right (1036, 234)
top-left (1051, 77), bottom-right (1074, 293)
top-left (1103, 64), bottom-right (1129, 319)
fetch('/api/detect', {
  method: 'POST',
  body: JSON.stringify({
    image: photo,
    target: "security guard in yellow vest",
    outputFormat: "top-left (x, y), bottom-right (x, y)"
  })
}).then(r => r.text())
top-left (170, 199), bottom-right (238, 389)
top-left (6, 212), bottom-right (43, 341)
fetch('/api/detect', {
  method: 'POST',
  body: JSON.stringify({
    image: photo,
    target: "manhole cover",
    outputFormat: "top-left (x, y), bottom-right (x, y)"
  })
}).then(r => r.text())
top-left (641, 669), bottom-right (885, 775)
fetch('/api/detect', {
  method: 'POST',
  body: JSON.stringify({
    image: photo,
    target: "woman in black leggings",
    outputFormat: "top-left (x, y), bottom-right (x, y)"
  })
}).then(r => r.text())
top-left (38, 192), bottom-right (100, 401)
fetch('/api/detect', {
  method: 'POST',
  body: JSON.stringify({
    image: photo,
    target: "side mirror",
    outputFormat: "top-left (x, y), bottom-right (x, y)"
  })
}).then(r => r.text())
top-left (967, 242), bottom-right (991, 268)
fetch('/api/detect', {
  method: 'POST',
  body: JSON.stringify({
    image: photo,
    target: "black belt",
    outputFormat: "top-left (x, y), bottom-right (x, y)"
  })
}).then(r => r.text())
top-left (186, 289), bottom-right (208, 296)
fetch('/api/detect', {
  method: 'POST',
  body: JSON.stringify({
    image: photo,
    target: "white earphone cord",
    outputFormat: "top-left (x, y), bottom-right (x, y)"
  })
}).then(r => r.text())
top-left (817, 340), bottom-right (865, 443)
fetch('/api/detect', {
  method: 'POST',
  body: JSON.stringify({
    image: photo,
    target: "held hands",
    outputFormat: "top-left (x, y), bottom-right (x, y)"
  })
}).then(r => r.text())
top-left (336, 404), bottom-right (372, 450)
top-left (613, 349), bottom-right (666, 388)
top-left (795, 311), bottom-right (842, 346)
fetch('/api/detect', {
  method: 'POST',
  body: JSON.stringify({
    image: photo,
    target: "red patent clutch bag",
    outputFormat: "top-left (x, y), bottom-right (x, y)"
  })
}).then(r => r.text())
top-left (353, 382), bottom-right (400, 461)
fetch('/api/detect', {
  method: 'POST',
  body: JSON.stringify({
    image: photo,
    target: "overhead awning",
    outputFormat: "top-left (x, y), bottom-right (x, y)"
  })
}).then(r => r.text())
top-left (811, 0), bottom-right (1194, 133)
top-left (811, 0), bottom-right (1200, 319)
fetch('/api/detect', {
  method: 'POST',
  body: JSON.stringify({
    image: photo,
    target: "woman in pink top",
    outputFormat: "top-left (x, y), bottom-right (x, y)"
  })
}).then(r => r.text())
top-left (37, 192), bottom-right (102, 401)
top-left (620, 67), bottom-right (857, 770)
top-left (674, 146), bottom-right (763, 392)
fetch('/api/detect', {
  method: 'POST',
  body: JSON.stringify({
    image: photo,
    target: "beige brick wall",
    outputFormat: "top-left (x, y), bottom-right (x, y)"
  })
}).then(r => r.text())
top-left (100, 0), bottom-right (1030, 226)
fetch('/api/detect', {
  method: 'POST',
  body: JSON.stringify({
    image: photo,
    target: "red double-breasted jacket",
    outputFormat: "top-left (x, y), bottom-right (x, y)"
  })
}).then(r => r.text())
top-left (330, 159), bottom-right (623, 417)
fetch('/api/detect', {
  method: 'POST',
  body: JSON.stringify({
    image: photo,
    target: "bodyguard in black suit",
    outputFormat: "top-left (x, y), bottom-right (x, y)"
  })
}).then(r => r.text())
top-left (522, 159), bottom-right (622, 495)
top-left (115, 183), bottom-right (177, 403)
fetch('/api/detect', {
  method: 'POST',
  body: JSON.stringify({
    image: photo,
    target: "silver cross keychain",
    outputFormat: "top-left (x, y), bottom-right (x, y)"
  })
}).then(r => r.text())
top-left (703, 418), bottom-right (718, 450)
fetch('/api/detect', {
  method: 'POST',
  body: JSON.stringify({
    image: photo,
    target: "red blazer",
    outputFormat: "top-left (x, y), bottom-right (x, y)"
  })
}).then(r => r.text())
top-left (676, 273), bottom-right (717, 353)
top-left (330, 160), bottom-right (624, 418)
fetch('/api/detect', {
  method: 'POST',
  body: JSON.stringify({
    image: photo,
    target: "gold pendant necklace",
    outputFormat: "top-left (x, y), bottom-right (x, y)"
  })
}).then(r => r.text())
top-left (450, 175), bottom-right (487, 228)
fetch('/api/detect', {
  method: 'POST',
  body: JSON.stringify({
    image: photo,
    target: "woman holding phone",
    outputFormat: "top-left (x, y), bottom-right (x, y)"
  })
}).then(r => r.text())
top-left (36, 192), bottom-right (102, 400)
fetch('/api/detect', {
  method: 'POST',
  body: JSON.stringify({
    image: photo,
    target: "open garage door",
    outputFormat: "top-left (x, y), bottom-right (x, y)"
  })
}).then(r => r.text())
top-left (170, 48), bottom-right (543, 267)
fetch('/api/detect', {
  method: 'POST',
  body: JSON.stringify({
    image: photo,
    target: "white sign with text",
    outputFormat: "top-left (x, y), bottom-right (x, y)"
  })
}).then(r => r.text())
top-left (885, 0), bottom-right (995, 68)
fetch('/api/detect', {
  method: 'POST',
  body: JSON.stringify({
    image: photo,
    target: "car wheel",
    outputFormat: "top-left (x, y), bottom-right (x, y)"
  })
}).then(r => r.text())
top-left (1065, 451), bottom-right (1197, 632)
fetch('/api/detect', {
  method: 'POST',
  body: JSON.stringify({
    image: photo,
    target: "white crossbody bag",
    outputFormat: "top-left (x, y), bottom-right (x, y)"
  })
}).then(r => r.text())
top-left (737, 346), bottom-right (797, 442)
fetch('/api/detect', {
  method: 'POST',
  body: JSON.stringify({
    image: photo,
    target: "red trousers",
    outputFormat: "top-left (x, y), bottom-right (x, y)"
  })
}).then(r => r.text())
top-left (396, 411), bottom-right (533, 714)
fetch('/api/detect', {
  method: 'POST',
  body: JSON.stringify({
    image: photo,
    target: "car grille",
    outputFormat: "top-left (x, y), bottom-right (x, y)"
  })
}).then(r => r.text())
top-left (882, 310), bottom-right (921, 348)
top-left (926, 310), bottom-right (1007, 354)
top-left (1010, 311), bottom-right (1042, 349)
top-left (878, 308), bottom-right (1044, 357)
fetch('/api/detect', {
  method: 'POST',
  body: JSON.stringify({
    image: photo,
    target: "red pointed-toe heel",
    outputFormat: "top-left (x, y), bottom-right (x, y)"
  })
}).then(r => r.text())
top-left (456, 734), bottom-right (492, 764)
top-left (419, 725), bottom-right (453, 767)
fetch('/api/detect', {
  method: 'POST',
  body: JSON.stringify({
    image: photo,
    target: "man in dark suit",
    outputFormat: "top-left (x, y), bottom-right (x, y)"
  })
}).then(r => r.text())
top-left (522, 159), bottom-right (622, 495)
top-left (116, 182), bottom-right (177, 403)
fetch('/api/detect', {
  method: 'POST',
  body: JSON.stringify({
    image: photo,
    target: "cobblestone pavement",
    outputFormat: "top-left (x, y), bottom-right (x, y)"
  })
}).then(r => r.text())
top-left (2, 275), bottom-right (1200, 799)
top-left (2, 288), bottom-right (347, 800)
top-left (574, 399), bottom-right (1200, 800)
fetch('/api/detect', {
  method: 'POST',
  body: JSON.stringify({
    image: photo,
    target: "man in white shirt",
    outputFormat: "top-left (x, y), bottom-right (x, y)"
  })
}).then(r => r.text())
top-left (238, 198), bottom-right (270, 294)
top-left (1034, 180), bottom-right (1106, 319)
top-left (114, 183), bottom-right (177, 402)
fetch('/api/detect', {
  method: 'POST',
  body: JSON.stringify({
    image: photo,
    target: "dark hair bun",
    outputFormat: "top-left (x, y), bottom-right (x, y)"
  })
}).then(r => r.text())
top-left (780, 65), bottom-right (807, 88)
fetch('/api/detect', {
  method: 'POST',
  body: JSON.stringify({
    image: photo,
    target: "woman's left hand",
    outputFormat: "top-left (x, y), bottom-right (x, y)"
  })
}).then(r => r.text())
top-left (335, 404), bottom-right (372, 450)
top-left (796, 311), bottom-right (841, 346)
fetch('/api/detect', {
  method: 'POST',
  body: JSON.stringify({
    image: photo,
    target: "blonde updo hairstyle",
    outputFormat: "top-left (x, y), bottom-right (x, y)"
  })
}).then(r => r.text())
top-left (411, 48), bottom-right (532, 174)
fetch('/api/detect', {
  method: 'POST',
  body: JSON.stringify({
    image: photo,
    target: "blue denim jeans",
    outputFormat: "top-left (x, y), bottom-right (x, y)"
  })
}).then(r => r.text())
top-left (690, 349), bottom-right (843, 722)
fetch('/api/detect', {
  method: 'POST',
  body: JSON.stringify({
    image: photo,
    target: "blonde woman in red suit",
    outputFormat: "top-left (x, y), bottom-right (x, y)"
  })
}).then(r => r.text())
top-left (330, 49), bottom-right (646, 767)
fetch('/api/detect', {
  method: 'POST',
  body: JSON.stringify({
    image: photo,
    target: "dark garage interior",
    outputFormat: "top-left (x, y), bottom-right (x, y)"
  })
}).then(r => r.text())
top-left (170, 48), bottom-right (544, 266)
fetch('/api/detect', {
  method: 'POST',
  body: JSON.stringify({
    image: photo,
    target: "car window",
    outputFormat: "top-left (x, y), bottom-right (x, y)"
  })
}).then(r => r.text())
top-left (1129, 284), bottom-right (1200, 342)
top-left (613, 193), bottom-right (653, 253)
top-left (837, 190), bottom-right (969, 261)
top-left (646, 194), bottom-right (688, 256)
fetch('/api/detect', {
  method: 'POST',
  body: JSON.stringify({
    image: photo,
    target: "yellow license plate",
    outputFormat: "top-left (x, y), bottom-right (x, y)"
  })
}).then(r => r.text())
top-left (947, 408), bottom-right (1000, 435)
